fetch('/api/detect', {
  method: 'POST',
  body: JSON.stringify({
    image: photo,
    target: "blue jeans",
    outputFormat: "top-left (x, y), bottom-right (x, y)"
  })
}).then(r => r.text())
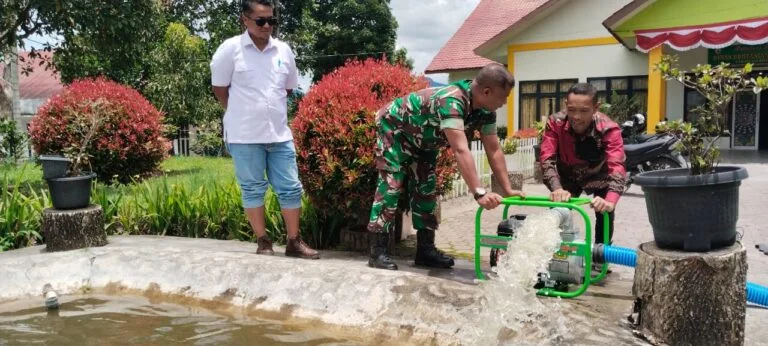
top-left (227, 141), bottom-right (303, 209)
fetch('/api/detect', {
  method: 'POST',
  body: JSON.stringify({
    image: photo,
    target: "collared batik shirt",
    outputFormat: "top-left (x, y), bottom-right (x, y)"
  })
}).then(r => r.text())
top-left (539, 111), bottom-right (627, 204)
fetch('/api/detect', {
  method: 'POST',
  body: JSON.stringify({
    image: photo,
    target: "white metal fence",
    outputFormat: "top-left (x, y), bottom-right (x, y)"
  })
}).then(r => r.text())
top-left (20, 124), bottom-right (194, 158)
top-left (441, 137), bottom-right (538, 201)
top-left (511, 137), bottom-right (538, 178)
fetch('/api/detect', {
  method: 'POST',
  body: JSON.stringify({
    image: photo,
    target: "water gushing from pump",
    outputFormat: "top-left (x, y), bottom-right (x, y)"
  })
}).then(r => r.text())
top-left (474, 209), bottom-right (571, 345)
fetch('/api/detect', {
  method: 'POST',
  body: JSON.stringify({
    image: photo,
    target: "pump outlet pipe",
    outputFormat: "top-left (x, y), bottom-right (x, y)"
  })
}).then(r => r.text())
top-left (593, 244), bottom-right (768, 308)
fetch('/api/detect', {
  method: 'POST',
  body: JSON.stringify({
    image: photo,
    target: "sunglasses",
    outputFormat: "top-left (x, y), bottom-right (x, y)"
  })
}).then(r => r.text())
top-left (245, 16), bottom-right (278, 27)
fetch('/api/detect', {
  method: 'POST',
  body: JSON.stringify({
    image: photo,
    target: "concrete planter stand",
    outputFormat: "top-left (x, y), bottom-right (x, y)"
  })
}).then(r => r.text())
top-left (42, 204), bottom-right (107, 252)
top-left (491, 171), bottom-right (524, 194)
top-left (630, 241), bottom-right (747, 345)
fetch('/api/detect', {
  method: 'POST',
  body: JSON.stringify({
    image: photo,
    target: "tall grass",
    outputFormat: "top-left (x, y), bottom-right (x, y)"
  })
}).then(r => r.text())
top-left (0, 164), bottom-right (47, 250)
top-left (0, 157), bottom-right (327, 252)
top-left (117, 175), bottom-right (252, 240)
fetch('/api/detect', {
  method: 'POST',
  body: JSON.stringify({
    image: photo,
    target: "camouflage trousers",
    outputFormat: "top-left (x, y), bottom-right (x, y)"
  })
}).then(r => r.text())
top-left (367, 146), bottom-right (439, 234)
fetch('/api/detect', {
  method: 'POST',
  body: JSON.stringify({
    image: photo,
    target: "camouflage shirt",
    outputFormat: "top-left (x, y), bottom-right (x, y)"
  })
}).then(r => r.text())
top-left (374, 79), bottom-right (496, 170)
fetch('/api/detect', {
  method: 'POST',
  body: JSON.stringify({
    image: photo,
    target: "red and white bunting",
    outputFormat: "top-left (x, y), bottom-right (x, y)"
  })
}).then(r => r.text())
top-left (635, 16), bottom-right (768, 53)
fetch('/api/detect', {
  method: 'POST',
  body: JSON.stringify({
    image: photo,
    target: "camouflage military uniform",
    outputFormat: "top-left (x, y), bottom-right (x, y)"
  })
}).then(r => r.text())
top-left (368, 80), bottom-right (497, 234)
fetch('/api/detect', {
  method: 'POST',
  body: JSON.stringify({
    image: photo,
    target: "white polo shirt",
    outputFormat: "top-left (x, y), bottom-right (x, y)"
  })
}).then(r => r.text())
top-left (210, 32), bottom-right (299, 144)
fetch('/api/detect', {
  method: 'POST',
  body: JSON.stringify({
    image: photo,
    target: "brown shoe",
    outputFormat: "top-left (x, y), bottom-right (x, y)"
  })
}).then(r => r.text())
top-left (256, 235), bottom-right (274, 255)
top-left (285, 237), bottom-right (320, 259)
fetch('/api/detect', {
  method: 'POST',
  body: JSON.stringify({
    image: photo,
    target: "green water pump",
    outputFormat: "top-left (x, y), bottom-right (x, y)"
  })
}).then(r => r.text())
top-left (491, 208), bottom-right (587, 291)
top-left (475, 196), bottom-right (609, 299)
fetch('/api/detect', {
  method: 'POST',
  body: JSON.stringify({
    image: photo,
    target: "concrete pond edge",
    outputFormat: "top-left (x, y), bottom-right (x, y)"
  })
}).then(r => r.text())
top-left (0, 235), bottom-right (492, 345)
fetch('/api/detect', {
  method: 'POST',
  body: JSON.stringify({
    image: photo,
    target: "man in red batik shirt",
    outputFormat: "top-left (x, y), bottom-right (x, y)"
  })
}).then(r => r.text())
top-left (539, 83), bottom-right (627, 254)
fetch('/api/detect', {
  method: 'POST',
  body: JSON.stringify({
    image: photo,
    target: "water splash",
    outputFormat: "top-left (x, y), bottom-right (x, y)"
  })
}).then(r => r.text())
top-left (475, 210), bottom-right (571, 345)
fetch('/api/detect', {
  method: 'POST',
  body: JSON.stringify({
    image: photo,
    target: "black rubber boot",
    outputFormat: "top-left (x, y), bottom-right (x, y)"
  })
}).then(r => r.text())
top-left (414, 229), bottom-right (455, 268)
top-left (368, 232), bottom-right (398, 270)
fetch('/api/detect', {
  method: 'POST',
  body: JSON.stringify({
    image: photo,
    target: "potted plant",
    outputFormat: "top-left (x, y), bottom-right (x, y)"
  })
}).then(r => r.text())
top-left (501, 136), bottom-right (518, 169)
top-left (533, 120), bottom-right (545, 162)
top-left (600, 90), bottom-right (644, 125)
top-left (634, 55), bottom-right (768, 252)
top-left (40, 104), bottom-right (105, 210)
top-left (39, 154), bottom-right (71, 180)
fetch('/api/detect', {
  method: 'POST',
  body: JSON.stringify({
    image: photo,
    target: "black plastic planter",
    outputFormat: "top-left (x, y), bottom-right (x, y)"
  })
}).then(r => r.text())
top-left (634, 166), bottom-right (748, 252)
top-left (46, 173), bottom-right (96, 210)
top-left (533, 144), bottom-right (541, 162)
top-left (39, 155), bottom-right (71, 180)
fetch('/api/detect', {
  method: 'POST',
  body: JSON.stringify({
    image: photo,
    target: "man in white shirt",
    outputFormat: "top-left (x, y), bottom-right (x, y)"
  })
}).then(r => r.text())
top-left (210, 0), bottom-right (319, 259)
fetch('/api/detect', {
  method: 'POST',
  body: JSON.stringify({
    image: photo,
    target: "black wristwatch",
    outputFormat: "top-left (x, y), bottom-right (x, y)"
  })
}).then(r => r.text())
top-left (473, 187), bottom-right (487, 201)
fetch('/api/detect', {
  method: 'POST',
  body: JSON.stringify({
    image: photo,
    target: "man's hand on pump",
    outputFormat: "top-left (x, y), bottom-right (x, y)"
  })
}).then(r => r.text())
top-left (590, 196), bottom-right (615, 213)
top-left (476, 190), bottom-right (503, 210)
top-left (550, 188), bottom-right (571, 202)
top-left (504, 188), bottom-right (526, 199)
top-left (474, 188), bottom-right (526, 210)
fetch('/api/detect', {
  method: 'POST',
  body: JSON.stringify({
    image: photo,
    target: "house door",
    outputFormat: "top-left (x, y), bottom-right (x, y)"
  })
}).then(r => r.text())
top-left (732, 91), bottom-right (760, 149)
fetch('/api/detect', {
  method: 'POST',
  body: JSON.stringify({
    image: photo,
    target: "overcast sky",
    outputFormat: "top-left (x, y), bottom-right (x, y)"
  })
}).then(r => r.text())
top-left (390, 0), bottom-right (480, 80)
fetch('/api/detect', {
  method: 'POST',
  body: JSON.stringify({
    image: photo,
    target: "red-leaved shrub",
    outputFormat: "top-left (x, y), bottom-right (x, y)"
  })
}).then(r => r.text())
top-left (292, 58), bottom-right (458, 236)
top-left (29, 77), bottom-right (171, 183)
top-left (513, 128), bottom-right (539, 139)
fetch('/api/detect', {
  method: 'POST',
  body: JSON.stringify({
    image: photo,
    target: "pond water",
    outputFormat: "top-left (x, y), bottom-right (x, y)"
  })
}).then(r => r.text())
top-left (0, 295), bottom-right (364, 346)
top-left (0, 211), bottom-right (652, 346)
top-left (0, 209), bottom-right (697, 345)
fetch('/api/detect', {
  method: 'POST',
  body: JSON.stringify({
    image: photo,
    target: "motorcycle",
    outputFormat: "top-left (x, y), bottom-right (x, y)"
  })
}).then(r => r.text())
top-left (621, 113), bottom-right (646, 143)
top-left (621, 113), bottom-right (666, 144)
top-left (621, 114), bottom-right (687, 191)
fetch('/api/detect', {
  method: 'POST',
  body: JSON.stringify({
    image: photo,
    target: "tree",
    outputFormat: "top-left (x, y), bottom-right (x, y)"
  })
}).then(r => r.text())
top-left (307, 0), bottom-right (398, 82)
top-left (163, 0), bottom-right (241, 56)
top-left (51, 0), bottom-right (164, 90)
top-left (164, 0), bottom-right (317, 73)
top-left (1, 0), bottom-right (165, 89)
top-left (164, 0), bottom-right (405, 81)
top-left (0, 0), bottom-right (57, 59)
top-left (392, 47), bottom-right (414, 71)
top-left (2, 0), bottom-right (409, 92)
top-left (655, 55), bottom-right (768, 175)
top-left (144, 22), bottom-right (222, 138)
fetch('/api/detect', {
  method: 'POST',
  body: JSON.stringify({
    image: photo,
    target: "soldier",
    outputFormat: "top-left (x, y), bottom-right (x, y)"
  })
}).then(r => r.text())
top-left (367, 62), bottom-right (525, 270)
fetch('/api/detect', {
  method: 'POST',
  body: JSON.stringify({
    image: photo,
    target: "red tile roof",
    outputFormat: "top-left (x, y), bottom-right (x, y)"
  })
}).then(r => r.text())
top-left (425, 0), bottom-right (553, 74)
top-left (16, 51), bottom-right (63, 100)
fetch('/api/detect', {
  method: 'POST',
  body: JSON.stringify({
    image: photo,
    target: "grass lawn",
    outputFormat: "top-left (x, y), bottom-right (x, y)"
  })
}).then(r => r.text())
top-left (0, 156), bottom-right (306, 252)
top-left (0, 161), bottom-right (43, 188)
top-left (1, 156), bottom-right (236, 190)
top-left (1, 155), bottom-right (465, 253)
top-left (156, 156), bottom-right (235, 183)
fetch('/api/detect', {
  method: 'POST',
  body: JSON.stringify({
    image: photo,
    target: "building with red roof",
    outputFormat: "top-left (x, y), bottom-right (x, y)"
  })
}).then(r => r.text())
top-left (0, 50), bottom-right (63, 138)
top-left (427, 0), bottom-right (768, 151)
top-left (17, 51), bottom-right (63, 115)
top-left (425, 0), bottom-right (553, 75)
